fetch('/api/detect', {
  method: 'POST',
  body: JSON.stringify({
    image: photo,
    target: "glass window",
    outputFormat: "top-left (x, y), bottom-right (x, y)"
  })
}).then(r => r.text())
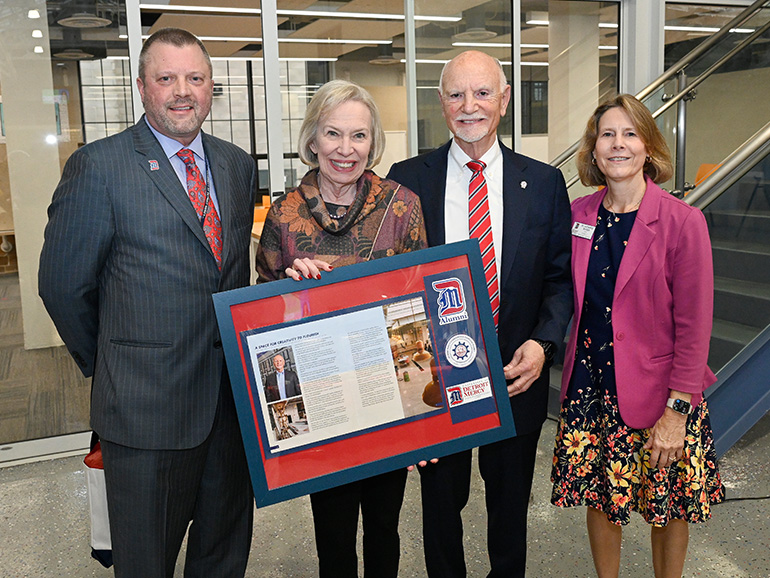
top-left (276, 0), bottom-right (405, 186)
top-left (80, 59), bottom-right (133, 142)
top-left (414, 0), bottom-right (513, 153)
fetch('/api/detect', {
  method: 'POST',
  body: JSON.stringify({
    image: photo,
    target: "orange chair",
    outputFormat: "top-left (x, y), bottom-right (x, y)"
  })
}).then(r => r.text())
top-left (694, 163), bottom-right (721, 187)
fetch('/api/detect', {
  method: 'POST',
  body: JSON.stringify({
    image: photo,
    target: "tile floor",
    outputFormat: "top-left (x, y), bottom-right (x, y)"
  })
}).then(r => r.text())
top-left (1, 413), bottom-right (767, 577)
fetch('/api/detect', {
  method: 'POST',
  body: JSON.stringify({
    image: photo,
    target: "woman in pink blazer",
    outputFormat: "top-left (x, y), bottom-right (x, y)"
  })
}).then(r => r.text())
top-left (551, 94), bottom-right (724, 578)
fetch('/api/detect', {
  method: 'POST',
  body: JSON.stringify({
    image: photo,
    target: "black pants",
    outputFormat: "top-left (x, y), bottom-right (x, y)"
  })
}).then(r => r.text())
top-left (419, 428), bottom-right (542, 578)
top-left (310, 468), bottom-right (408, 578)
top-left (101, 384), bottom-right (253, 578)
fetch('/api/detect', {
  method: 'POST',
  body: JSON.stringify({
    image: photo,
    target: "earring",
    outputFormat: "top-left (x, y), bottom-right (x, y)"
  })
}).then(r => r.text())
top-left (646, 155), bottom-right (651, 163)
top-left (591, 156), bottom-right (597, 166)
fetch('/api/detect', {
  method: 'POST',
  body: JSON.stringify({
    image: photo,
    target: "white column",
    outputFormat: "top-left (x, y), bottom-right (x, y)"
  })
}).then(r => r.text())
top-left (0, 0), bottom-right (62, 348)
top-left (547, 2), bottom-right (600, 160)
top-left (261, 0), bottom-right (287, 197)
top-left (511, 0), bottom-right (522, 152)
top-left (126, 0), bottom-right (144, 123)
top-left (620, 0), bottom-right (666, 95)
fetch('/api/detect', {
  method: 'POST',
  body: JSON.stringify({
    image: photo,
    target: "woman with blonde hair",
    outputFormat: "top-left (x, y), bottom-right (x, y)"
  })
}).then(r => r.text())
top-left (256, 79), bottom-right (427, 578)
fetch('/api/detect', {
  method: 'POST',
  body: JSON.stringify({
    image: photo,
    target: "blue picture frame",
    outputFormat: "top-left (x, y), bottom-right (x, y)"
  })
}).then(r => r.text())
top-left (213, 239), bottom-right (515, 507)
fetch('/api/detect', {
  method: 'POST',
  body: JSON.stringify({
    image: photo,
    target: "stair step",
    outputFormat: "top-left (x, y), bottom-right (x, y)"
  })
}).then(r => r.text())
top-left (711, 239), bottom-right (770, 255)
top-left (706, 209), bottom-right (770, 244)
top-left (711, 318), bottom-right (760, 346)
top-left (714, 276), bottom-right (770, 300)
top-left (712, 241), bottom-right (770, 285)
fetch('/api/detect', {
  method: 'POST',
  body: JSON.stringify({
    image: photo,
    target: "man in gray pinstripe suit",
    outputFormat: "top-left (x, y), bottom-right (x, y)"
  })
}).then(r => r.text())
top-left (39, 28), bottom-right (256, 577)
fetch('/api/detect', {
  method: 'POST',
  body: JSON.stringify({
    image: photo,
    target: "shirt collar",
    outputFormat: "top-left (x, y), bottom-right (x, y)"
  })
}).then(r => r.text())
top-left (144, 116), bottom-right (205, 162)
top-left (449, 138), bottom-right (502, 172)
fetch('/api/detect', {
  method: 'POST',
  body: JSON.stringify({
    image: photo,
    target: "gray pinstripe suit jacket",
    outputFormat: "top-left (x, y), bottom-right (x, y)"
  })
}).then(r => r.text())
top-left (39, 117), bottom-right (257, 450)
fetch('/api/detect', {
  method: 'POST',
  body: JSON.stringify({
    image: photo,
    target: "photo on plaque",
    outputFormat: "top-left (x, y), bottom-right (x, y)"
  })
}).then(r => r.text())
top-left (213, 240), bottom-right (516, 507)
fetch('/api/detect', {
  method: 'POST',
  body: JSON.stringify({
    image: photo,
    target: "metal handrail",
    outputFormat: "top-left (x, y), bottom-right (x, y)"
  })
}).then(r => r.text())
top-left (652, 17), bottom-right (770, 120)
top-left (550, 0), bottom-right (770, 169)
top-left (686, 120), bottom-right (770, 209)
top-left (636, 0), bottom-right (769, 101)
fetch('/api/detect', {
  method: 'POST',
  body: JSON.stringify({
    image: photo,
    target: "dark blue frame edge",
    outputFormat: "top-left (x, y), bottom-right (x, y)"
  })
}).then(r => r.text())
top-left (213, 239), bottom-right (515, 507)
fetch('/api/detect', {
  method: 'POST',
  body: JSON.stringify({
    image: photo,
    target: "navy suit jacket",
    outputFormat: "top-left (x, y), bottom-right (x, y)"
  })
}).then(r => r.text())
top-left (388, 140), bottom-right (572, 434)
top-left (39, 117), bottom-right (257, 450)
top-left (264, 369), bottom-right (301, 402)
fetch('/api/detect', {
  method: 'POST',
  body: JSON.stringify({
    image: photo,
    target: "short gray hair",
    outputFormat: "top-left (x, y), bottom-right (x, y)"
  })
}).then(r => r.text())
top-left (297, 80), bottom-right (386, 169)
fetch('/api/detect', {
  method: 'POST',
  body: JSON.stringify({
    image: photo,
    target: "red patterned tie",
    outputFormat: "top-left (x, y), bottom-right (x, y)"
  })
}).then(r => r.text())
top-left (467, 160), bottom-right (500, 328)
top-left (177, 148), bottom-right (222, 268)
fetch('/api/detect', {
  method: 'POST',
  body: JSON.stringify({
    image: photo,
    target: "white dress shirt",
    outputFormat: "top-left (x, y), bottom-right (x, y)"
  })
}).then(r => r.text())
top-left (444, 139), bottom-right (504, 277)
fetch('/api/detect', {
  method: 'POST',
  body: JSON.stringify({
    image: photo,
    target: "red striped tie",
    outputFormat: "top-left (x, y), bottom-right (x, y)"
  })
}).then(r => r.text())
top-left (467, 160), bottom-right (500, 328)
top-left (177, 148), bottom-right (222, 269)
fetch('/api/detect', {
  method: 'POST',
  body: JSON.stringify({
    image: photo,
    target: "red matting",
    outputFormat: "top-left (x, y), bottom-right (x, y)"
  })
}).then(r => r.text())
top-left (229, 255), bottom-right (500, 489)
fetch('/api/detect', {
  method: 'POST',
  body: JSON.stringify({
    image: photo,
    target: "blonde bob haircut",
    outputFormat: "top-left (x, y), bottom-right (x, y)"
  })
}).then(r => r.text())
top-left (576, 94), bottom-right (673, 187)
top-left (297, 80), bottom-right (386, 170)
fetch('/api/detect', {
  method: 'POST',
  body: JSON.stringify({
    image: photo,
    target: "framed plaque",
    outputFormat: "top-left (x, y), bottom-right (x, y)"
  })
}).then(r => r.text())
top-left (213, 240), bottom-right (516, 507)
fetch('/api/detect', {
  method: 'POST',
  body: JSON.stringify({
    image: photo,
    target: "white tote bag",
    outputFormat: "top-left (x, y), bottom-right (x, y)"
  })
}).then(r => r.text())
top-left (84, 441), bottom-right (112, 552)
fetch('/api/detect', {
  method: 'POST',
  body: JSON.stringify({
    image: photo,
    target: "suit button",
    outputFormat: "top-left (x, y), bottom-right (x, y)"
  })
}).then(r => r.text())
top-left (616, 332), bottom-right (625, 341)
top-left (214, 339), bottom-right (222, 349)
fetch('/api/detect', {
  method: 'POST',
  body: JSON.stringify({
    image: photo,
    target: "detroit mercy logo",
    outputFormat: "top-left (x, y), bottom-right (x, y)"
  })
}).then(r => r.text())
top-left (446, 386), bottom-right (464, 407)
top-left (432, 277), bottom-right (469, 325)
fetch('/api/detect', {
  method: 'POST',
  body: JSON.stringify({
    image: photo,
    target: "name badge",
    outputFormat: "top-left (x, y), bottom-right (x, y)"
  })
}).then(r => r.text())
top-left (572, 222), bottom-right (595, 239)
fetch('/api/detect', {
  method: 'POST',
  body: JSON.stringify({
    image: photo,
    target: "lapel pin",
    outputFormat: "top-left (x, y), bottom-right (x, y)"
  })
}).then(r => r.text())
top-left (520, 180), bottom-right (527, 189)
top-left (149, 160), bottom-right (159, 171)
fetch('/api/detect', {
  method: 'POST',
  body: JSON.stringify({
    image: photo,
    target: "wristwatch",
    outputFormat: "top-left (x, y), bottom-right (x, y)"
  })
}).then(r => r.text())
top-left (666, 398), bottom-right (694, 415)
top-left (532, 338), bottom-right (555, 366)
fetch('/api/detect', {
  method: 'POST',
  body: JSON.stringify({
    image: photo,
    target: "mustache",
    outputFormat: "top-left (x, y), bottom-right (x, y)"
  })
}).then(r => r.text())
top-left (454, 114), bottom-right (484, 121)
top-left (166, 99), bottom-right (197, 108)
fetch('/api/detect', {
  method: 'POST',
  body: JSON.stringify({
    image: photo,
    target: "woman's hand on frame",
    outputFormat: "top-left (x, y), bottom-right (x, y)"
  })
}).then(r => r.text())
top-left (284, 258), bottom-right (333, 281)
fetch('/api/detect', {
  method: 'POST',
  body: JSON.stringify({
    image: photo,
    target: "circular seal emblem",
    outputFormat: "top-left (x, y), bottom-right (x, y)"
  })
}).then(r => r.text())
top-left (445, 334), bottom-right (477, 368)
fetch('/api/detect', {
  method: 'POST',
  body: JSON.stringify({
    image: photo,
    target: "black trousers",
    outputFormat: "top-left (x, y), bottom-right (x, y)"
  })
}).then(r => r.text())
top-left (419, 428), bottom-right (542, 578)
top-left (310, 468), bottom-right (408, 578)
top-left (100, 383), bottom-right (254, 578)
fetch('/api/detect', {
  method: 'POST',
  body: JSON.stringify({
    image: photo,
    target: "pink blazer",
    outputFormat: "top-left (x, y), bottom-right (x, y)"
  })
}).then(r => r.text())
top-left (561, 178), bottom-right (717, 429)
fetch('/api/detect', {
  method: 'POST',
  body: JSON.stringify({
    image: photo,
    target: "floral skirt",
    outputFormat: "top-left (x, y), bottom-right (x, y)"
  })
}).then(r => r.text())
top-left (550, 382), bottom-right (725, 526)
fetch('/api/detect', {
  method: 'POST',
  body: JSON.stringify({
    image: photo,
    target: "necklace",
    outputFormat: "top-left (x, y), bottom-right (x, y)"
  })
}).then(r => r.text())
top-left (326, 201), bottom-right (349, 221)
top-left (603, 193), bottom-right (642, 220)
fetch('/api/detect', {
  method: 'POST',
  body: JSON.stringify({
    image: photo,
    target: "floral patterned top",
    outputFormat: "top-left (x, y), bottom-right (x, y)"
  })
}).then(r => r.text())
top-left (256, 169), bottom-right (428, 281)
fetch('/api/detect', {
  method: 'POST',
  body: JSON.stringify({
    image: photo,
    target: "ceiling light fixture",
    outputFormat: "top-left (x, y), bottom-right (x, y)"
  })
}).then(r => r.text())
top-left (665, 25), bottom-right (753, 33)
top-left (402, 59), bottom-right (513, 66)
top-left (140, 4), bottom-right (261, 15)
top-left (139, 4), bottom-right (460, 22)
top-left (53, 48), bottom-right (96, 60)
top-left (525, 12), bottom-right (549, 26)
top-left (453, 41), bottom-right (512, 48)
top-left (281, 38), bottom-right (392, 45)
top-left (32, 30), bottom-right (43, 38)
top-left (34, 46), bottom-right (44, 53)
top-left (369, 44), bottom-right (400, 66)
top-left (153, 35), bottom-right (392, 46)
top-left (209, 57), bottom-right (338, 62)
top-left (453, 7), bottom-right (497, 42)
top-left (28, 9), bottom-right (40, 19)
top-left (58, 13), bottom-right (112, 28)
